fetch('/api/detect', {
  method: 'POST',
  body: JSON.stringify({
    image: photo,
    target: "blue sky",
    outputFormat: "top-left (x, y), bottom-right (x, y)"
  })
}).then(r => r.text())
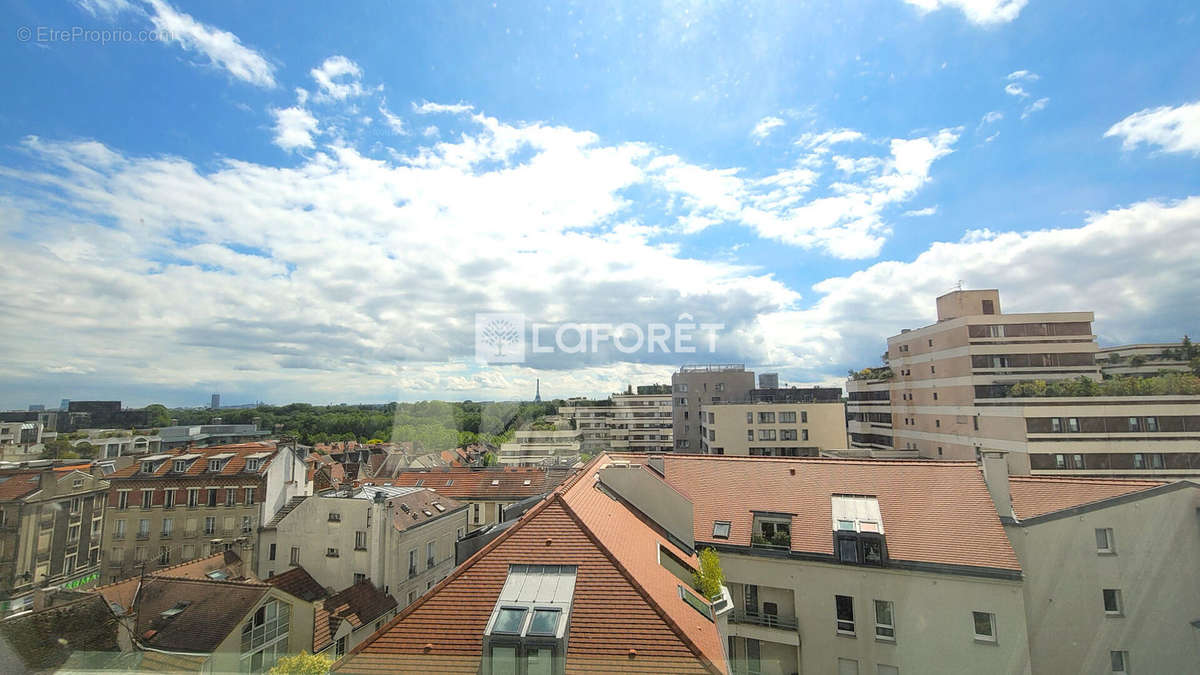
top-left (0, 0), bottom-right (1197, 408)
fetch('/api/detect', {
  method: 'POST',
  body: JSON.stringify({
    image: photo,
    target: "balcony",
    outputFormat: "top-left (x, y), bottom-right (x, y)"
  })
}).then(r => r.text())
top-left (731, 609), bottom-right (798, 631)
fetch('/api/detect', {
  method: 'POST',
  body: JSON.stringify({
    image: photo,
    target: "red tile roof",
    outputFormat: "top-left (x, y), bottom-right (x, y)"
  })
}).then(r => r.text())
top-left (107, 443), bottom-right (279, 480)
top-left (1008, 476), bottom-right (1168, 521)
top-left (389, 491), bottom-right (464, 533)
top-left (0, 471), bottom-right (44, 501)
top-left (264, 565), bottom-right (329, 603)
top-left (657, 454), bottom-right (1022, 573)
top-left (314, 581), bottom-right (398, 652)
top-left (366, 467), bottom-right (560, 500)
top-left (333, 456), bottom-right (724, 675)
top-left (97, 551), bottom-right (252, 614)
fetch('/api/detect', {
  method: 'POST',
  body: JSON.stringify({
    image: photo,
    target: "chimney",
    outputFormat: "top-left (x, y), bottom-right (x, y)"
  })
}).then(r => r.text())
top-left (980, 451), bottom-right (1016, 522)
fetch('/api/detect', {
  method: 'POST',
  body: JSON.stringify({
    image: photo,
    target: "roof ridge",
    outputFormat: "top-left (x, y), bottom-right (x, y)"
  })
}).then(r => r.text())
top-left (554, 483), bottom-right (723, 675)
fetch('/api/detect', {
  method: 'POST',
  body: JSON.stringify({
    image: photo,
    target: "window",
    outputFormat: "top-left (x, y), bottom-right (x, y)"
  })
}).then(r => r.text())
top-left (757, 429), bottom-right (776, 441)
top-left (137, 518), bottom-right (150, 538)
top-left (161, 518), bottom-right (173, 537)
top-left (208, 459), bottom-right (222, 472)
top-left (972, 611), bottom-right (996, 642)
top-left (187, 488), bottom-right (199, 508)
top-left (334, 636), bottom-right (347, 659)
top-left (326, 547), bottom-right (339, 557)
top-left (67, 524), bottom-right (80, 543)
top-left (981, 299), bottom-right (995, 314)
top-left (242, 516), bottom-right (252, 533)
top-left (355, 531), bottom-right (367, 550)
top-left (676, 383), bottom-right (687, 393)
top-left (268, 543), bottom-right (276, 561)
top-left (930, 365), bottom-right (935, 374)
top-left (874, 600), bottom-right (895, 640)
top-left (835, 595), bottom-right (855, 634)
top-left (290, 546), bottom-right (299, 565)
top-left (117, 491), bottom-right (129, 510)
top-left (328, 512), bottom-right (341, 522)
top-left (877, 665), bottom-right (899, 675)
top-left (1103, 589), bottom-right (1123, 616)
top-left (802, 429), bottom-right (809, 441)
top-left (1149, 453), bottom-right (1164, 469)
top-left (1068, 417), bottom-right (1080, 432)
top-left (69, 496), bottom-right (82, 513)
top-left (1144, 416), bottom-right (1158, 432)
top-left (140, 490), bottom-right (153, 509)
top-left (427, 541), bottom-right (436, 568)
top-left (1051, 418), bottom-right (1062, 432)
top-left (746, 429), bottom-right (753, 441)
top-left (114, 519), bottom-right (126, 539)
top-left (408, 549), bottom-right (417, 576)
top-left (746, 412), bottom-right (753, 424)
top-left (226, 488), bottom-right (236, 506)
top-left (1055, 454), bottom-right (1067, 469)
top-left (780, 429), bottom-right (797, 441)
top-left (973, 416), bottom-right (980, 431)
top-left (240, 599), bottom-right (292, 673)
top-left (182, 544), bottom-right (194, 560)
top-left (159, 546), bottom-right (170, 565)
top-left (204, 517), bottom-right (216, 535)
top-left (757, 412), bottom-right (775, 424)
top-left (1127, 417), bottom-right (1140, 432)
top-left (472, 503), bottom-right (481, 523)
top-left (778, 411), bottom-right (796, 423)
top-left (837, 659), bottom-right (860, 675)
top-left (246, 458), bottom-right (261, 472)
top-left (207, 489), bottom-right (218, 507)
top-left (245, 487), bottom-right (257, 505)
top-left (932, 392), bottom-right (938, 400)
top-left (712, 521), bottom-right (730, 539)
top-left (354, 572), bottom-right (367, 584)
top-left (173, 459), bottom-right (189, 473)
top-left (164, 489), bottom-right (175, 509)
top-left (1132, 453), bottom-right (1146, 469)
top-left (1110, 650), bottom-right (1129, 673)
top-left (753, 516), bottom-right (790, 548)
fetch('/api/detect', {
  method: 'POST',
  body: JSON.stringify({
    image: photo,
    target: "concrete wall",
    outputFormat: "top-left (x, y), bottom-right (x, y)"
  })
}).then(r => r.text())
top-left (720, 552), bottom-right (1032, 675)
top-left (1006, 485), bottom-right (1200, 674)
top-left (672, 368), bottom-right (756, 451)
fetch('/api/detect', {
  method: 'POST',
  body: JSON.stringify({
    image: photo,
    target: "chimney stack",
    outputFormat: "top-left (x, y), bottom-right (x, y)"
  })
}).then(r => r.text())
top-left (980, 450), bottom-right (1016, 522)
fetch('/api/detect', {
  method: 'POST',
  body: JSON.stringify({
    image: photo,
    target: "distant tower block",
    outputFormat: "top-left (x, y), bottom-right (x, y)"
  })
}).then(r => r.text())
top-left (534, 379), bottom-right (542, 403)
top-left (759, 373), bottom-right (779, 389)
top-left (211, 393), bottom-right (220, 410)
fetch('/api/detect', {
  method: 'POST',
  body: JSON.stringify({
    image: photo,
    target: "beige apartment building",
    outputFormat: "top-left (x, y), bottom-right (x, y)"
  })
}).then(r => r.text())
top-left (847, 289), bottom-right (1200, 476)
top-left (699, 400), bottom-right (848, 456)
top-left (258, 485), bottom-right (467, 609)
top-left (672, 365), bottom-right (757, 451)
top-left (1097, 342), bottom-right (1194, 377)
top-left (100, 443), bottom-right (310, 584)
top-left (557, 390), bottom-right (674, 453)
top-left (496, 429), bottom-right (581, 466)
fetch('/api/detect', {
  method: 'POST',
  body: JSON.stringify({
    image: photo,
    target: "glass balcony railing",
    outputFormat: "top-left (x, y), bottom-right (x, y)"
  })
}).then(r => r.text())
top-left (730, 609), bottom-right (799, 631)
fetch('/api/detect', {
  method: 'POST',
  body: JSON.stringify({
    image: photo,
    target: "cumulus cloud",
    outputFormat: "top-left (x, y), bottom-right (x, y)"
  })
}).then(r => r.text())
top-left (902, 0), bottom-right (1028, 26)
top-left (143, 0), bottom-right (276, 87)
top-left (413, 101), bottom-right (475, 115)
top-left (751, 116), bottom-right (786, 140)
top-left (270, 107), bottom-right (319, 150)
top-left (310, 55), bottom-right (365, 101)
top-left (1005, 83), bottom-right (1029, 98)
top-left (1104, 100), bottom-right (1200, 155)
top-left (1022, 96), bottom-right (1049, 119)
top-left (1006, 70), bottom-right (1039, 81)
top-left (903, 206), bottom-right (938, 216)
top-left (980, 111), bottom-right (1004, 125)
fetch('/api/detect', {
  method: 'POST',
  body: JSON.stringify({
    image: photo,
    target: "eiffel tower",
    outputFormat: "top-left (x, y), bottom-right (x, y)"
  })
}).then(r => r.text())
top-left (534, 378), bottom-right (542, 403)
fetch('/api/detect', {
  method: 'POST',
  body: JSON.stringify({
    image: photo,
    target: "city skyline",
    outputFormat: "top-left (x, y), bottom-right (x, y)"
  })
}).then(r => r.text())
top-left (2, 1), bottom-right (1198, 408)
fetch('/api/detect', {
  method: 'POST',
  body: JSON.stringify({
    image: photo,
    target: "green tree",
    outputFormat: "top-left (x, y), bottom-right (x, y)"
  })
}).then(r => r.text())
top-left (481, 452), bottom-right (498, 467)
top-left (144, 404), bottom-right (172, 427)
top-left (267, 651), bottom-right (333, 675)
top-left (1191, 357), bottom-right (1200, 377)
top-left (692, 548), bottom-right (726, 600)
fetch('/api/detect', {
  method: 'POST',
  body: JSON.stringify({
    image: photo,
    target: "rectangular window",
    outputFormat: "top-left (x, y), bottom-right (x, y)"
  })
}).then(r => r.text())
top-left (182, 544), bottom-right (194, 560)
top-left (778, 411), bottom-right (796, 423)
top-left (326, 547), bottom-right (339, 557)
top-left (802, 429), bottom-right (809, 441)
top-left (972, 611), bottom-right (996, 642)
top-left (427, 541), bottom-right (436, 569)
top-left (746, 430), bottom-right (753, 441)
top-left (1110, 650), bottom-right (1128, 673)
top-left (1132, 453), bottom-right (1146, 469)
top-left (187, 488), bottom-right (199, 507)
top-left (245, 488), bottom-right (256, 505)
top-left (746, 412), bottom-right (753, 424)
top-left (137, 519), bottom-right (150, 538)
top-left (225, 488), bottom-right (236, 506)
top-left (290, 546), bottom-right (299, 565)
top-left (874, 600), bottom-right (895, 640)
top-left (242, 516), bottom-right (252, 533)
top-left (472, 503), bottom-right (480, 523)
top-left (1103, 589), bottom-right (1123, 616)
top-left (757, 429), bottom-right (776, 441)
top-left (206, 489), bottom-right (217, 507)
top-left (161, 518), bottom-right (173, 537)
top-left (1127, 417), bottom-right (1140, 432)
top-left (164, 490), bottom-right (175, 509)
top-left (328, 512), bottom-right (341, 522)
top-left (355, 531), bottom-right (367, 550)
top-left (204, 517), bottom-right (215, 535)
top-left (837, 658), bottom-right (860, 675)
top-left (269, 543), bottom-right (276, 561)
top-left (1051, 418), bottom-right (1062, 432)
top-left (1144, 417), bottom-right (1158, 432)
top-left (1068, 417), bottom-right (1080, 432)
top-left (757, 412), bottom-right (776, 424)
top-left (159, 546), bottom-right (170, 565)
top-left (67, 524), bottom-right (80, 542)
top-left (712, 521), bottom-right (731, 539)
top-left (1055, 454), bottom-right (1067, 469)
top-left (780, 429), bottom-right (797, 441)
top-left (835, 595), bottom-right (855, 634)
top-left (117, 491), bottom-right (129, 510)
top-left (140, 490), bottom-right (153, 509)
top-left (408, 549), bottom-right (417, 576)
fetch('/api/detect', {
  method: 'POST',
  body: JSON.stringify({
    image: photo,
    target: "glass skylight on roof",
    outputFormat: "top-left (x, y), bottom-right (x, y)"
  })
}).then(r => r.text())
top-left (493, 607), bottom-right (527, 634)
top-left (831, 495), bottom-right (885, 533)
top-left (491, 479), bottom-right (500, 486)
top-left (712, 521), bottom-right (731, 539)
top-left (528, 608), bottom-right (561, 636)
top-left (433, 503), bottom-right (446, 512)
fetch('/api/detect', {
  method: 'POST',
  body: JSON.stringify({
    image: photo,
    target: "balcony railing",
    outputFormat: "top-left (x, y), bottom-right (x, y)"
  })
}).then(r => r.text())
top-left (731, 610), bottom-right (799, 631)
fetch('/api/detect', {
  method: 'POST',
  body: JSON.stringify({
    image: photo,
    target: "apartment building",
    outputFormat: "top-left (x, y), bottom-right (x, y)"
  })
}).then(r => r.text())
top-left (1097, 342), bottom-right (1194, 377)
top-left (699, 394), bottom-right (847, 457)
top-left (847, 289), bottom-right (1200, 476)
top-left (0, 466), bottom-right (109, 614)
top-left (557, 391), bottom-right (674, 454)
top-left (497, 429), bottom-right (581, 466)
top-left (157, 423), bottom-right (272, 450)
top-left (672, 365), bottom-right (757, 451)
top-left (263, 568), bottom-right (399, 661)
top-left (257, 486), bottom-right (467, 608)
top-left (69, 429), bottom-right (162, 459)
top-left (374, 466), bottom-right (569, 532)
top-left (333, 455), bottom-right (729, 674)
top-left (0, 421), bottom-right (44, 457)
top-left (100, 443), bottom-right (310, 584)
top-left (979, 452), bottom-right (1200, 673)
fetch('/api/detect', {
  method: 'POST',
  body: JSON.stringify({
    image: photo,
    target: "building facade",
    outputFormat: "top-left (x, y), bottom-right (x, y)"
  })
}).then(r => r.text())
top-left (497, 429), bottom-right (582, 466)
top-left (847, 289), bottom-right (1200, 476)
top-left (557, 392), bottom-right (674, 454)
top-left (257, 486), bottom-right (467, 609)
top-left (371, 467), bottom-right (568, 532)
top-left (699, 399), bottom-right (847, 457)
top-left (672, 365), bottom-right (757, 452)
top-left (100, 443), bottom-right (310, 584)
top-left (0, 467), bottom-right (109, 614)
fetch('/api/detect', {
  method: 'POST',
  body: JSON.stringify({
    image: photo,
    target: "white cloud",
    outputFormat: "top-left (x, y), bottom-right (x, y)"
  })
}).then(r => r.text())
top-left (270, 107), bottom-right (319, 150)
top-left (75, 0), bottom-right (132, 16)
top-left (903, 206), bottom-right (938, 216)
top-left (751, 116), bottom-right (786, 140)
top-left (902, 0), bottom-right (1028, 26)
top-left (1022, 97), bottom-right (1049, 119)
top-left (143, 0), bottom-right (276, 88)
top-left (423, 126), bottom-right (439, 137)
top-left (1104, 100), bottom-right (1200, 155)
top-left (413, 101), bottom-right (475, 115)
top-left (1006, 70), bottom-right (1039, 81)
top-left (378, 101), bottom-right (407, 135)
top-left (1005, 83), bottom-right (1029, 98)
top-left (310, 55), bottom-right (365, 101)
top-left (980, 111), bottom-right (1004, 125)
top-left (795, 129), bottom-right (864, 152)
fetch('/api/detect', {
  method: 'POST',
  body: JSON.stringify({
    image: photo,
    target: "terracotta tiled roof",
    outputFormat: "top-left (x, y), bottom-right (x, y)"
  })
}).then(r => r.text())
top-left (389, 490), bottom-right (465, 533)
top-left (314, 581), bottom-right (398, 652)
top-left (264, 565), bottom-right (329, 602)
top-left (367, 467), bottom-right (560, 500)
top-left (132, 578), bottom-right (269, 653)
top-left (1008, 476), bottom-right (1168, 521)
top-left (0, 471), bottom-right (43, 501)
top-left (107, 443), bottom-right (278, 480)
top-left (333, 456), bottom-right (724, 675)
top-left (657, 455), bottom-right (1022, 573)
top-left (97, 551), bottom-right (252, 615)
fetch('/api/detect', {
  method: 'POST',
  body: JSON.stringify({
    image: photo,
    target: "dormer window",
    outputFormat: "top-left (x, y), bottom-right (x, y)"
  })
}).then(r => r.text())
top-left (832, 495), bottom-right (887, 566)
top-left (246, 458), bottom-right (261, 472)
top-left (483, 564), bottom-right (575, 675)
top-left (208, 459), bottom-right (222, 472)
top-left (173, 460), bottom-right (188, 473)
top-left (751, 513), bottom-right (791, 549)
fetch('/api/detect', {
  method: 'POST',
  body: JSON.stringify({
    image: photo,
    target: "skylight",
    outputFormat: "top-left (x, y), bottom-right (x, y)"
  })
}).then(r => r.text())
top-left (712, 521), bottom-right (731, 539)
top-left (491, 479), bottom-right (500, 486)
top-left (483, 564), bottom-right (577, 671)
top-left (433, 503), bottom-right (445, 512)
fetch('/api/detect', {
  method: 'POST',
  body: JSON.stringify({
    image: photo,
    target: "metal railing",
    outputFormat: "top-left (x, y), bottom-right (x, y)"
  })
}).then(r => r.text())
top-left (731, 610), bottom-right (799, 631)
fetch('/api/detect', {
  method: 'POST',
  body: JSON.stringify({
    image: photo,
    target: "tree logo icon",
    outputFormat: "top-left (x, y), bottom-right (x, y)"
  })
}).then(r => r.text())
top-left (475, 313), bottom-right (526, 363)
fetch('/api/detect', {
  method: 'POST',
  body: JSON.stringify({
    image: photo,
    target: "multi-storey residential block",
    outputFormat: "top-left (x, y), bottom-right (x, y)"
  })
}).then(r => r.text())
top-left (847, 289), bottom-right (1200, 476)
top-left (157, 423), bottom-right (272, 450)
top-left (672, 365), bottom-right (757, 451)
top-left (698, 391), bottom-right (847, 457)
top-left (370, 466), bottom-right (570, 532)
top-left (1097, 342), bottom-right (1195, 377)
top-left (0, 421), bottom-right (44, 459)
top-left (257, 486), bottom-right (466, 608)
top-left (266, 570), bottom-right (398, 661)
top-left (979, 451), bottom-right (1200, 673)
top-left (69, 429), bottom-right (163, 459)
top-left (557, 391), bottom-right (675, 454)
top-left (497, 429), bottom-right (582, 466)
top-left (100, 443), bottom-right (310, 584)
top-left (0, 465), bottom-right (109, 614)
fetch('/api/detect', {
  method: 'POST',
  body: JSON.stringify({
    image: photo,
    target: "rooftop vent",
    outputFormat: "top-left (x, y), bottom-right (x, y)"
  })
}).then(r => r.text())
top-left (399, 503), bottom-right (410, 513)
top-left (433, 503), bottom-right (445, 512)
top-left (423, 509), bottom-right (433, 517)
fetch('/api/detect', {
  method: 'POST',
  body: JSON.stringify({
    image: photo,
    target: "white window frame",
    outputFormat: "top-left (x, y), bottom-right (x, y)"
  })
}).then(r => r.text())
top-left (972, 611), bottom-right (997, 643)
top-left (1095, 527), bottom-right (1115, 554)
top-left (874, 599), bottom-right (895, 641)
